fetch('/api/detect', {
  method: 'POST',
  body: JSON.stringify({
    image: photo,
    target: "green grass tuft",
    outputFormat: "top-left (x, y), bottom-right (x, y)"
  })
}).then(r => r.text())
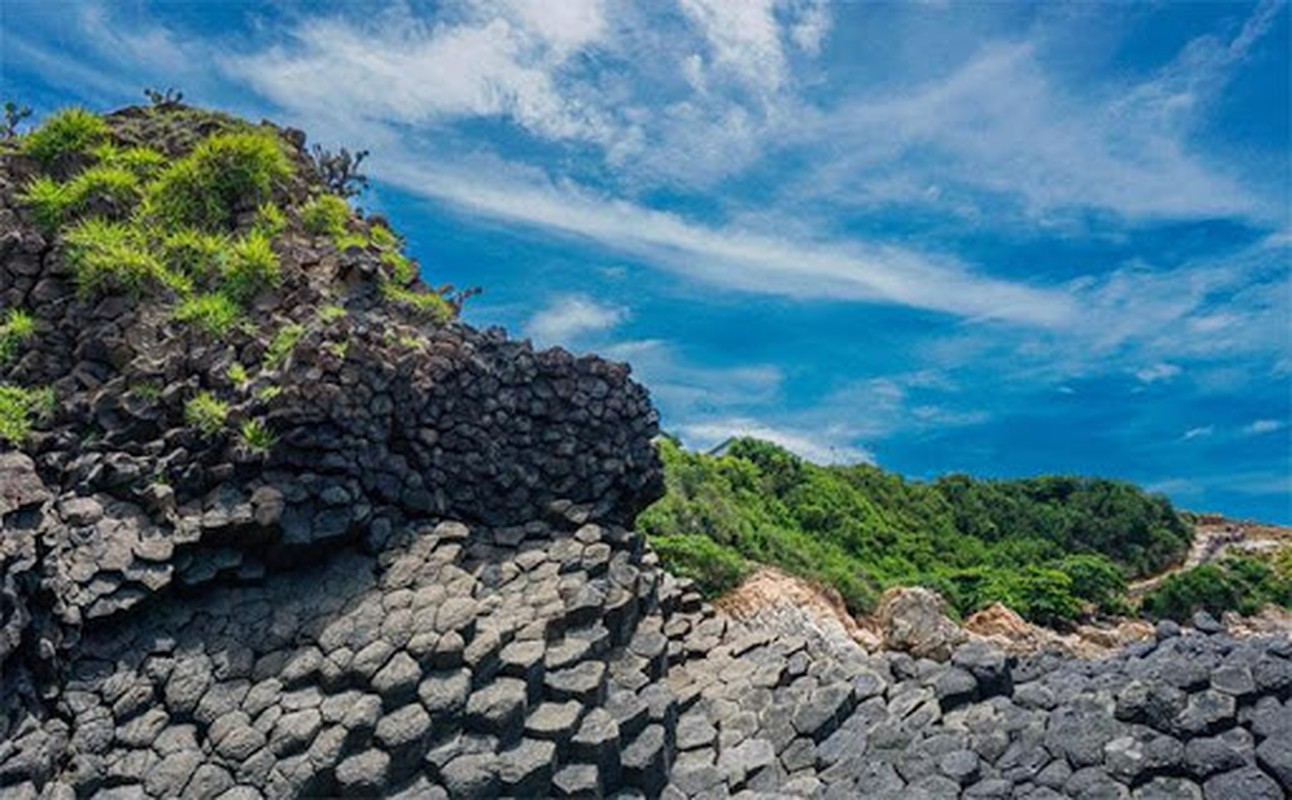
top-left (161, 227), bottom-right (227, 283)
top-left (264, 323), bottom-right (305, 369)
top-left (318, 304), bottom-right (347, 323)
top-left (227, 362), bottom-right (250, 386)
top-left (381, 250), bottom-right (416, 284)
top-left (184, 391), bottom-right (228, 435)
top-left (146, 130), bottom-right (292, 231)
top-left (21, 107), bottom-right (108, 165)
top-left (174, 293), bottom-right (243, 337)
top-left (92, 143), bottom-right (167, 179)
top-left (64, 218), bottom-right (183, 297)
top-left (0, 383), bottom-right (54, 444)
top-left (253, 202), bottom-right (287, 237)
top-left (17, 176), bottom-right (69, 229)
top-left (381, 283), bottom-right (454, 323)
top-left (19, 165), bottom-right (142, 228)
top-left (223, 230), bottom-right (280, 302)
top-left (301, 194), bottom-right (350, 237)
top-left (238, 418), bottom-right (276, 453)
top-left (0, 308), bottom-right (35, 364)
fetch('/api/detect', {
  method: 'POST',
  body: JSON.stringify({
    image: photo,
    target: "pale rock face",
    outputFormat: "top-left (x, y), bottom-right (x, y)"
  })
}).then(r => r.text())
top-left (875, 586), bottom-right (968, 660)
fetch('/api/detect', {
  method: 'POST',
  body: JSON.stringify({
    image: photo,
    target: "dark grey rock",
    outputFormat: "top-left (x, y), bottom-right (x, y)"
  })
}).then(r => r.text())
top-left (1202, 766), bottom-right (1284, 800)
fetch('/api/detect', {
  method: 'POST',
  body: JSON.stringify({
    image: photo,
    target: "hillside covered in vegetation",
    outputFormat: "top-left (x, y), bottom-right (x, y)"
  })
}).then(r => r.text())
top-left (642, 437), bottom-right (1224, 624)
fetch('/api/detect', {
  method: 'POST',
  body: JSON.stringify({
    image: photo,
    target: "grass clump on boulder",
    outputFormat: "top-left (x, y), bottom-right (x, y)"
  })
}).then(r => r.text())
top-left (184, 391), bottom-right (228, 436)
top-left (146, 130), bottom-right (292, 231)
top-left (0, 384), bottom-right (54, 443)
top-left (64, 218), bottom-right (180, 297)
top-left (0, 309), bottom-right (35, 364)
top-left (21, 107), bottom-right (107, 165)
top-left (174, 293), bottom-right (243, 337)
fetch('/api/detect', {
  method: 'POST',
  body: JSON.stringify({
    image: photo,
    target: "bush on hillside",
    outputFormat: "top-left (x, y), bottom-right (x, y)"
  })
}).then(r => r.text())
top-left (650, 534), bottom-right (751, 597)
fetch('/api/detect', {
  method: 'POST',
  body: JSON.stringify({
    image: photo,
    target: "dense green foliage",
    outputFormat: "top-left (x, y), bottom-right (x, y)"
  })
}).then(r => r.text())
top-left (184, 392), bottom-right (228, 435)
top-left (146, 131), bottom-right (291, 231)
top-left (20, 107), bottom-right (107, 165)
top-left (641, 437), bottom-right (1193, 622)
top-left (1143, 551), bottom-right (1292, 622)
top-left (0, 309), bottom-right (35, 364)
top-left (651, 534), bottom-right (753, 596)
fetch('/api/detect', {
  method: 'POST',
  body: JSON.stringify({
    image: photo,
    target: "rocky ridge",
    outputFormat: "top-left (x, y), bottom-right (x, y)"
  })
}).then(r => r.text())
top-left (1, 105), bottom-right (1289, 799)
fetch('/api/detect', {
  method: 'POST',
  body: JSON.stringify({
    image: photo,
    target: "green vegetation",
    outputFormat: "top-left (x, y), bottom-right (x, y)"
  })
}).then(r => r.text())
top-left (223, 231), bottom-right (280, 302)
top-left (641, 437), bottom-right (1193, 622)
top-left (318, 304), bottom-right (347, 323)
top-left (160, 228), bottom-right (226, 281)
top-left (1143, 551), bottom-right (1292, 622)
top-left (381, 283), bottom-right (454, 322)
top-left (264, 323), bottom-right (305, 369)
top-left (0, 308), bottom-right (35, 364)
top-left (651, 534), bottom-right (752, 596)
top-left (64, 218), bottom-right (180, 297)
top-left (21, 107), bottom-right (107, 165)
top-left (184, 392), bottom-right (228, 436)
top-left (227, 362), bottom-right (250, 386)
top-left (146, 130), bottom-right (291, 231)
top-left (238, 418), bottom-right (276, 453)
top-left (174, 293), bottom-right (243, 337)
top-left (301, 194), bottom-right (350, 236)
top-left (0, 384), bottom-right (54, 443)
top-left (253, 202), bottom-right (287, 237)
top-left (254, 385), bottom-right (283, 402)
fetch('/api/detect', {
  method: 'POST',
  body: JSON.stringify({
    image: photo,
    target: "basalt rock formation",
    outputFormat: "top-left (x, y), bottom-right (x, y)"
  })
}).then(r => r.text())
top-left (1, 106), bottom-right (1290, 800)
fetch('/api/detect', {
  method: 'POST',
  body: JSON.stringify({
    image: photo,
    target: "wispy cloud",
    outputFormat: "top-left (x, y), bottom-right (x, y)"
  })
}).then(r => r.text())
top-left (1243, 419), bottom-right (1287, 436)
top-left (524, 294), bottom-right (627, 347)
top-left (678, 417), bottom-right (874, 465)
top-left (1182, 426), bottom-right (1215, 441)
top-left (1135, 363), bottom-right (1183, 385)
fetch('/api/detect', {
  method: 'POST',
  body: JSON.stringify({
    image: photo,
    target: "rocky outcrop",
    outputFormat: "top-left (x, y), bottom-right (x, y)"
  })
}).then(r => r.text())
top-left (2, 106), bottom-right (1290, 799)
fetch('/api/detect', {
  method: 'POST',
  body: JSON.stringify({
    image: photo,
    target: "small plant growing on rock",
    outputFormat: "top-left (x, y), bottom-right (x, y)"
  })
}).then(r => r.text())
top-left (238, 418), bottom-right (276, 453)
top-left (3, 101), bottom-right (33, 139)
top-left (19, 164), bottom-right (142, 228)
top-left (92, 143), bottom-right (166, 179)
top-left (253, 202), bottom-right (287, 237)
top-left (264, 324), bottom-right (305, 369)
top-left (0, 384), bottom-right (54, 444)
top-left (301, 194), bottom-right (350, 237)
top-left (254, 384), bottom-right (282, 402)
top-left (161, 228), bottom-right (227, 282)
top-left (318, 304), bottom-right (347, 323)
top-left (0, 309), bottom-right (35, 364)
top-left (381, 283), bottom-right (455, 323)
top-left (64, 218), bottom-right (183, 298)
top-left (174, 293), bottom-right (243, 337)
top-left (227, 362), bottom-right (250, 386)
top-left (130, 381), bottom-right (162, 400)
top-left (223, 231), bottom-right (280, 302)
top-left (184, 391), bottom-right (228, 436)
top-left (146, 130), bottom-right (291, 231)
top-left (21, 107), bottom-right (108, 165)
top-left (309, 145), bottom-right (369, 197)
top-left (143, 87), bottom-right (184, 110)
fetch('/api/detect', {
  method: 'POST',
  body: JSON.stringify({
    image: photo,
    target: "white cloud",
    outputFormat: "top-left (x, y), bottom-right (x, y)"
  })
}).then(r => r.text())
top-left (1244, 419), bottom-right (1286, 435)
top-left (224, 2), bottom-right (615, 144)
top-left (677, 0), bottom-right (790, 93)
top-left (381, 155), bottom-right (1078, 325)
top-left (524, 294), bottom-right (627, 346)
top-left (678, 417), bottom-right (874, 465)
top-left (1135, 363), bottom-right (1182, 384)
top-left (1182, 426), bottom-right (1215, 440)
top-left (600, 339), bottom-right (783, 415)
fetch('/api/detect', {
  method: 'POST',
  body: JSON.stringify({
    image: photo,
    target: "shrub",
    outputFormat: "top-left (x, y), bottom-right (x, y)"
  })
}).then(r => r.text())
top-left (161, 228), bottom-right (227, 283)
top-left (20, 165), bottom-right (142, 228)
top-left (309, 145), bottom-right (368, 197)
top-left (301, 194), bottom-right (350, 237)
top-left (21, 107), bottom-right (107, 165)
top-left (146, 130), bottom-right (291, 230)
top-left (3, 101), bottom-right (33, 139)
top-left (223, 231), bottom-right (279, 302)
top-left (174, 293), bottom-right (242, 337)
top-left (238, 418), bottom-right (275, 453)
top-left (264, 323), bottom-right (304, 369)
top-left (652, 534), bottom-right (751, 597)
top-left (17, 176), bottom-right (68, 228)
top-left (0, 308), bottom-right (35, 363)
top-left (0, 383), bottom-right (54, 443)
top-left (184, 391), bottom-right (228, 435)
top-left (381, 283), bottom-right (454, 322)
top-left (1056, 553), bottom-right (1128, 614)
top-left (93, 143), bottom-right (166, 178)
top-left (64, 218), bottom-right (182, 297)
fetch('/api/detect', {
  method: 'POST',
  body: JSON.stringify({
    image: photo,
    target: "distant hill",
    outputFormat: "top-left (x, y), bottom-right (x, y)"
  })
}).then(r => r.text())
top-left (641, 436), bottom-right (1196, 624)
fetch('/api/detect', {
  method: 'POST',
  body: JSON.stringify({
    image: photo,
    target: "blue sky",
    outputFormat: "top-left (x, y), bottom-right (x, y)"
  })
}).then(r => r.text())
top-left (4, 0), bottom-right (1289, 522)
